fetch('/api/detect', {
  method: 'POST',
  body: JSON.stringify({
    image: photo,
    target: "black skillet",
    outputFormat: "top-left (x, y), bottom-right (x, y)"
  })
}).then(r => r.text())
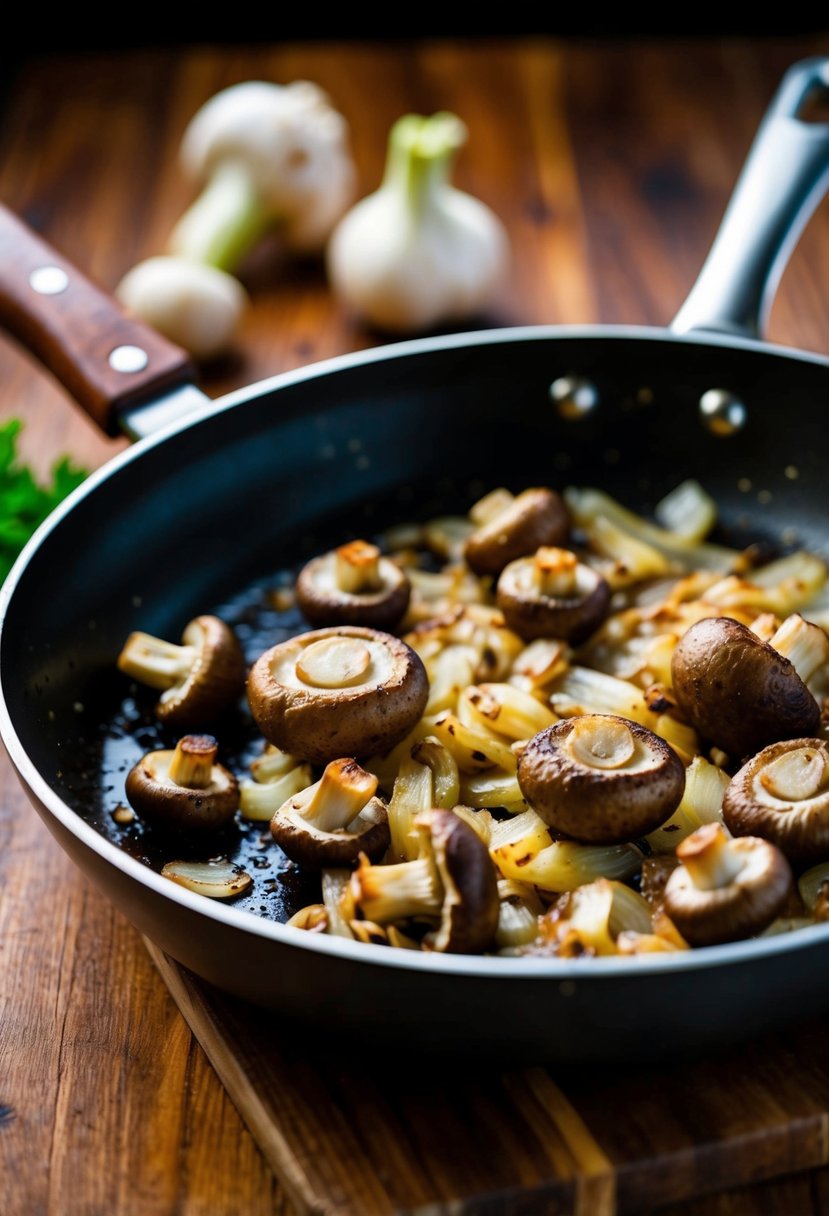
top-left (1, 58), bottom-right (829, 1064)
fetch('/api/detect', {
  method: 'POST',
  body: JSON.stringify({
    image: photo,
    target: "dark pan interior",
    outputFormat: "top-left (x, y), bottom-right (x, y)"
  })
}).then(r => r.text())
top-left (4, 328), bottom-right (828, 834)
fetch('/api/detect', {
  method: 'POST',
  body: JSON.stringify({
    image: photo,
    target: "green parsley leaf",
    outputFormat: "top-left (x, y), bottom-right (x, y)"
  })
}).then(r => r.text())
top-left (0, 419), bottom-right (88, 584)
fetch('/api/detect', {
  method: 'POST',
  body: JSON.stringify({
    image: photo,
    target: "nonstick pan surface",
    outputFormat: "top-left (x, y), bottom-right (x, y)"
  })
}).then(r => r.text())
top-left (2, 60), bottom-right (829, 1063)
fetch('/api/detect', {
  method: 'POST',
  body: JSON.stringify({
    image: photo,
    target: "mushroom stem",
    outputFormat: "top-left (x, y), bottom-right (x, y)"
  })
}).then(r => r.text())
top-left (117, 632), bottom-right (198, 690)
top-left (168, 735), bottom-right (219, 788)
top-left (351, 853), bottom-right (442, 923)
top-left (334, 540), bottom-right (383, 593)
top-left (294, 635), bottom-right (373, 688)
top-left (533, 547), bottom-right (578, 597)
top-left (770, 614), bottom-right (829, 685)
top-left (759, 746), bottom-right (829, 800)
top-left (676, 823), bottom-right (744, 891)
top-left (565, 716), bottom-right (636, 771)
top-left (300, 759), bottom-right (379, 833)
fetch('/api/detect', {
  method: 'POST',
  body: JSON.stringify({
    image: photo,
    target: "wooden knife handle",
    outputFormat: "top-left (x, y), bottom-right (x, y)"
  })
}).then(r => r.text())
top-left (0, 204), bottom-right (196, 435)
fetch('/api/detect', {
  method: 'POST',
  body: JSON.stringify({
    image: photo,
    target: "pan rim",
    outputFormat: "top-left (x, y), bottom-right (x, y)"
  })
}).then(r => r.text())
top-left (3, 320), bottom-right (829, 984)
top-left (209, 320), bottom-right (829, 425)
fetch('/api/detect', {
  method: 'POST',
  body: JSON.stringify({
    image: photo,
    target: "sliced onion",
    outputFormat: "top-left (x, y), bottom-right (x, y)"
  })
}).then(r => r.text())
top-left (161, 859), bottom-right (252, 898)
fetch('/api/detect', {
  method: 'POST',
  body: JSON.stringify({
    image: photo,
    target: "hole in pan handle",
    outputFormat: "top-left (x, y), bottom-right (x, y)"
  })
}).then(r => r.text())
top-left (672, 56), bottom-right (829, 342)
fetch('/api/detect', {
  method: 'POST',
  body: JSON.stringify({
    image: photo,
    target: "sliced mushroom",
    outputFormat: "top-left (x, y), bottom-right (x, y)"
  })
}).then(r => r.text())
top-left (295, 539), bottom-right (411, 630)
top-left (270, 757), bottom-right (390, 868)
top-left (670, 616), bottom-right (820, 760)
top-left (463, 486), bottom-right (569, 577)
top-left (517, 714), bottom-right (685, 844)
top-left (125, 734), bottom-right (239, 833)
top-left (247, 625), bottom-right (428, 764)
top-left (117, 614), bottom-right (245, 729)
top-left (722, 737), bottom-right (829, 861)
top-left (350, 809), bottom-right (499, 954)
top-left (663, 822), bottom-right (792, 946)
top-left (496, 546), bottom-right (611, 643)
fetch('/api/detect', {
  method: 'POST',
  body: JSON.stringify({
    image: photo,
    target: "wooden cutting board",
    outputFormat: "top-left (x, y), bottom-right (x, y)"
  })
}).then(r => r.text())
top-left (147, 941), bottom-right (829, 1216)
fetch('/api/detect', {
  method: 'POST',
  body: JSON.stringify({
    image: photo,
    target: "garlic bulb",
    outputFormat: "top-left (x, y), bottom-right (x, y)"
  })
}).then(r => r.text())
top-left (327, 111), bottom-right (509, 334)
top-left (116, 79), bottom-right (354, 360)
top-left (172, 80), bottom-right (356, 266)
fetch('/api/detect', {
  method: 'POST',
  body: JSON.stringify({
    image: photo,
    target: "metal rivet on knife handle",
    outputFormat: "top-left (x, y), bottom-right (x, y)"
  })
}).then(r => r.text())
top-left (28, 266), bottom-right (69, 295)
top-left (109, 345), bottom-right (149, 373)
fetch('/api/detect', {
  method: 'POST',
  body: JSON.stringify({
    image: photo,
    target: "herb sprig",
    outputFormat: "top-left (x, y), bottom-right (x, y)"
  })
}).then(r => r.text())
top-left (0, 419), bottom-right (88, 584)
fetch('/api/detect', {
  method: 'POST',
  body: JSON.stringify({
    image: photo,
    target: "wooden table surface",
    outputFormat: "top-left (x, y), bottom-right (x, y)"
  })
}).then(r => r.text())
top-left (2, 33), bottom-right (829, 1216)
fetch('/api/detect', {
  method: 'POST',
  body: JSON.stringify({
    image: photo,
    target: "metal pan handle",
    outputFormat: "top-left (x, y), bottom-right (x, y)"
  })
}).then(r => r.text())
top-left (672, 57), bottom-right (829, 340)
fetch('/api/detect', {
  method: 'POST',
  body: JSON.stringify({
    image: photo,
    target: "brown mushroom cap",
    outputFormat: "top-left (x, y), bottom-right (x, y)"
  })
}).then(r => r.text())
top-left (496, 550), bottom-right (611, 643)
top-left (722, 737), bottom-right (829, 861)
top-left (270, 757), bottom-right (390, 868)
top-left (419, 809), bottom-right (500, 954)
top-left (663, 822), bottom-right (792, 946)
top-left (247, 625), bottom-right (429, 764)
top-left (517, 715), bottom-right (686, 844)
top-left (295, 540), bottom-right (410, 630)
top-left (463, 487), bottom-right (569, 577)
top-left (670, 616), bottom-right (820, 760)
top-left (118, 614), bottom-right (246, 730)
top-left (125, 734), bottom-right (239, 833)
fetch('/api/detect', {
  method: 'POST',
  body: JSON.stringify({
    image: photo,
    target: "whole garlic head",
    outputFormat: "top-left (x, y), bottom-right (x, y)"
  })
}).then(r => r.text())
top-left (327, 112), bottom-right (509, 334)
top-left (170, 79), bottom-right (356, 267)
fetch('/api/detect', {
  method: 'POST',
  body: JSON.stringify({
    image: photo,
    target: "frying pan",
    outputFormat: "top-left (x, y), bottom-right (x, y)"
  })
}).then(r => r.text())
top-left (2, 57), bottom-right (829, 1065)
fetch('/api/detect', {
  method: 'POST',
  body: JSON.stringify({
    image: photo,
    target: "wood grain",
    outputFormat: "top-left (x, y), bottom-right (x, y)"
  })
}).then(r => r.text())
top-left (2, 35), bottom-right (829, 1216)
top-left (147, 941), bottom-right (829, 1216)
